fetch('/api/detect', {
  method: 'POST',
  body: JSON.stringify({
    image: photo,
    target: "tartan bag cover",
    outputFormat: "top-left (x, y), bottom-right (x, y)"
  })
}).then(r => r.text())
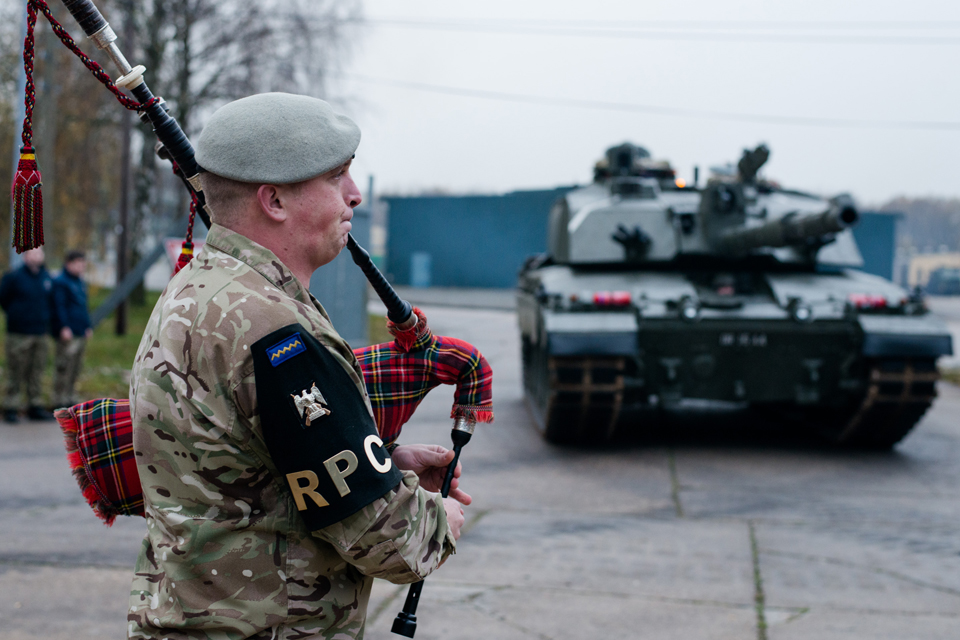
top-left (55, 398), bottom-right (142, 525)
top-left (354, 307), bottom-right (494, 445)
top-left (55, 307), bottom-right (494, 524)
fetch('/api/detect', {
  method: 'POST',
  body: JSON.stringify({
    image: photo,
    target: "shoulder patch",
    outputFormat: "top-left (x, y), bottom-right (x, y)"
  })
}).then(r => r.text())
top-left (266, 332), bottom-right (306, 366)
top-left (252, 324), bottom-right (402, 530)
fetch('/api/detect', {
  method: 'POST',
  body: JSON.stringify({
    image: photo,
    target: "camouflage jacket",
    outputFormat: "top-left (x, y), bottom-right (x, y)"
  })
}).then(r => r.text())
top-left (128, 224), bottom-right (455, 640)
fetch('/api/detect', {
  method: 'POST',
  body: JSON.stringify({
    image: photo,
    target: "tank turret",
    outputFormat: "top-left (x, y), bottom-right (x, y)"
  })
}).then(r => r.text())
top-left (518, 142), bottom-right (953, 449)
top-left (697, 146), bottom-right (863, 264)
top-left (549, 143), bottom-right (865, 268)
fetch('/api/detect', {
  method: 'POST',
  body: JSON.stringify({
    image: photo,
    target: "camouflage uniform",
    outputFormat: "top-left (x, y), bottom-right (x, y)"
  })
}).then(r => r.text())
top-left (4, 333), bottom-right (49, 409)
top-left (128, 224), bottom-right (455, 639)
top-left (53, 336), bottom-right (87, 407)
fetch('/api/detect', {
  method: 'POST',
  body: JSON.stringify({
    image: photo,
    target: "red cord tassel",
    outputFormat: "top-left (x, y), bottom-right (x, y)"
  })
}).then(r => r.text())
top-left (11, 147), bottom-right (44, 253)
top-left (452, 406), bottom-right (495, 424)
top-left (387, 307), bottom-right (431, 353)
top-left (173, 241), bottom-right (194, 274)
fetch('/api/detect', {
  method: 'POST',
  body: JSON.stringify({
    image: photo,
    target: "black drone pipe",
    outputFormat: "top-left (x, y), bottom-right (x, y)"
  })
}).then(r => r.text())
top-left (60, 0), bottom-right (211, 228)
top-left (345, 234), bottom-right (413, 326)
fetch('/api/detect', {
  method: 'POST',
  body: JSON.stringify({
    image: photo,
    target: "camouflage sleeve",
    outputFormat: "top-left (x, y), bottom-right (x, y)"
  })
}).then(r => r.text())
top-left (313, 469), bottom-right (456, 584)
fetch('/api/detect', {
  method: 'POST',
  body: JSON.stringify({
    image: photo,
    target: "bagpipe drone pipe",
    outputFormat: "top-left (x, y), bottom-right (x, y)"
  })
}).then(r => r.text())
top-left (14, 0), bottom-right (493, 636)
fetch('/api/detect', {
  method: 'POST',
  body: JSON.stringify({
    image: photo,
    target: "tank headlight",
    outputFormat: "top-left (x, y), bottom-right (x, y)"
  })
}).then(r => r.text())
top-left (792, 304), bottom-right (813, 322)
top-left (679, 298), bottom-right (700, 321)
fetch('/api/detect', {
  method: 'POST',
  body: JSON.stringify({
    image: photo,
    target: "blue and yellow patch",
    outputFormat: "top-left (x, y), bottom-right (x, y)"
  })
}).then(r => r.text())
top-left (266, 333), bottom-right (306, 367)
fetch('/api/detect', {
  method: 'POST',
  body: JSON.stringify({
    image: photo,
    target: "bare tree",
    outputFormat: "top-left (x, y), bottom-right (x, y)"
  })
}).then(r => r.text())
top-left (126, 0), bottom-right (363, 300)
top-left (171, 0), bottom-right (362, 130)
top-left (0, 0), bottom-right (362, 272)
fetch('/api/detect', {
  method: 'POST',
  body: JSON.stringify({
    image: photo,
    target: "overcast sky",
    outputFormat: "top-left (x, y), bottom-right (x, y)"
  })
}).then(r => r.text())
top-left (337, 0), bottom-right (960, 207)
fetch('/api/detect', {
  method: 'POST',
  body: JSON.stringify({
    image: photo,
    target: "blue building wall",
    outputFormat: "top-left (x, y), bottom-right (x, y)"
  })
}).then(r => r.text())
top-left (385, 188), bottom-right (573, 288)
top-left (852, 211), bottom-right (901, 281)
top-left (385, 194), bottom-right (900, 288)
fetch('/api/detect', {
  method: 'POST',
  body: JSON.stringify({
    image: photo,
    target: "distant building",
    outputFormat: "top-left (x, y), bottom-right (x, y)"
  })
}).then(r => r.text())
top-left (851, 211), bottom-right (901, 281)
top-left (384, 187), bottom-right (574, 289)
top-left (908, 253), bottom-right (960, 288)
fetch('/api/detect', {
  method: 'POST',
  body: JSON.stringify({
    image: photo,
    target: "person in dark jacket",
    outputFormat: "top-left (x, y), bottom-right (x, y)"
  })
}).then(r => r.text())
top-left (0, 247), bottom-right (54, 422)
top-left (51, 250), bottom-right (93, 409)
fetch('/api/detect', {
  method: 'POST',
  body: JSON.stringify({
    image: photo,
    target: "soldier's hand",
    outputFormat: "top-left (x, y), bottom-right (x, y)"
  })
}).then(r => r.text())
top-left (60, 327), bottom-right (73, 342)
top-left (442, 497), bottom-right (465, 540)
top-left (390, 444), bottom-right (472, 505)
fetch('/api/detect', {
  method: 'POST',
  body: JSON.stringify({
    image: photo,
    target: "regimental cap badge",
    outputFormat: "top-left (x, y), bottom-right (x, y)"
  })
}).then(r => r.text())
top-left (291, 382), bottom-right (331, 427)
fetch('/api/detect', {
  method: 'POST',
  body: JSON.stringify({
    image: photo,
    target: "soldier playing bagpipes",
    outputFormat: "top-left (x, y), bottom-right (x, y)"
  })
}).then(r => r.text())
top-left (124, 93), bottom-right (480, 639)
top-left (12, 2), bottom-right (494, 638)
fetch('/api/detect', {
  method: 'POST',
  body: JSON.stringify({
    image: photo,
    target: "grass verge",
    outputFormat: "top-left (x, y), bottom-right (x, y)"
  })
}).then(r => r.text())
top-left (940, 367), bottom-right (960, 387)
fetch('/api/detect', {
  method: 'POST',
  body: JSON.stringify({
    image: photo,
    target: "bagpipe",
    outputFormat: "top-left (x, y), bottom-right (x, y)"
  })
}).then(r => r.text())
top-left (13, 0), bottom-right (493, 636)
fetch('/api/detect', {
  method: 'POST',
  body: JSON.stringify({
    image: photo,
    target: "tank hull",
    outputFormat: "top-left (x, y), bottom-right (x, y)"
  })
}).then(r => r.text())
top-left (518, 264), bottom-right (951, 448)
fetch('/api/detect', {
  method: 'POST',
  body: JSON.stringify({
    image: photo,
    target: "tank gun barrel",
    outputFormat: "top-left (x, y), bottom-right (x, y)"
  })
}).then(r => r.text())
top-left (717, 196), bottom-right (858, 253)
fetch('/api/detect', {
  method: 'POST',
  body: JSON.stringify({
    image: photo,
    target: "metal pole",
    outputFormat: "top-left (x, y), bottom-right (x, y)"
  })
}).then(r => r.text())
top-left (115, 106), bottom-right (131, 334)
top-left (114, 1), bottom-right (134, 335)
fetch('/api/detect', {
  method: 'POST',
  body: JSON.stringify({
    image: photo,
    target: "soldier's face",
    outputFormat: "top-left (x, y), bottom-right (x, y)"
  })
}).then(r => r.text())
top-left (65, 258), bottom-right (86, 277)
top-left (289, 160), bottom-right (362, 268)
top-left (22, 248), bottom-right (44, 270)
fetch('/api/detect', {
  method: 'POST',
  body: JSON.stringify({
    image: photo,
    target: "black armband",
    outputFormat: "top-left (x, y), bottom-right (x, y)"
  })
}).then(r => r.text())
top-left (253, 324), bottom-right (402, 530)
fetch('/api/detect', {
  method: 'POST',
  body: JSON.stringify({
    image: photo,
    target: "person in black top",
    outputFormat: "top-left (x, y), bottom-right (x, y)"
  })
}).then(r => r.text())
top-left (0, 247), bottom-right (54, 422)
top-left (51, 250), bottom-right (93, 408)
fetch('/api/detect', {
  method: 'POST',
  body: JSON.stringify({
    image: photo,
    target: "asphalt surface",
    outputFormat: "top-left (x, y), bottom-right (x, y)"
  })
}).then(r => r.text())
top-left (1, 302), bottom-right (959, 639)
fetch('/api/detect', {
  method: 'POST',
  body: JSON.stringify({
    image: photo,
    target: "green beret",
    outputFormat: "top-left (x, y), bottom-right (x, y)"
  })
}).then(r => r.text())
top-left (195, 93), bottom-right (361, 184)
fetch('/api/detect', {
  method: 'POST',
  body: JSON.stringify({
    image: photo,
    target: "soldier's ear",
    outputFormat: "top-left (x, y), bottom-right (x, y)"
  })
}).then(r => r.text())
top-left (256, 185), bottom-right (287, 223)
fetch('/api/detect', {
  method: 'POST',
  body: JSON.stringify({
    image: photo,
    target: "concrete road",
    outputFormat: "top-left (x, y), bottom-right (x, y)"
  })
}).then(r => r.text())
top-left (1, 304), bottom-right (958, 640)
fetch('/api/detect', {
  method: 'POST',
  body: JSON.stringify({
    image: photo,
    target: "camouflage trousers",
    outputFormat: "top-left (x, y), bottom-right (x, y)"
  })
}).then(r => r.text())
top-left (53, 336), bottom-right (87, 409)
top-left (4, 333), bottom-right (49, 409)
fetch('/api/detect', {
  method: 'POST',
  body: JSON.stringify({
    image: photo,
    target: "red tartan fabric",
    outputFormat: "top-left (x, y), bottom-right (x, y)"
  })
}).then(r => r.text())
top-left (354, 322), bottom-right (494, 444)
top-left (55, 398), bottom-right (142, 523)
top-left (56, 309), bottom-right (493, 523)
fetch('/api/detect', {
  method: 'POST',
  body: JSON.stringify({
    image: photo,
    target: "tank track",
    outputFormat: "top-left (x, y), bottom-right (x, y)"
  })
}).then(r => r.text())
top-left (526, 354), bottom-right (627, 444)
top-left (827, 358), bottom-right (939, 449)
top-left (526, 351), bottom-right (938, 448)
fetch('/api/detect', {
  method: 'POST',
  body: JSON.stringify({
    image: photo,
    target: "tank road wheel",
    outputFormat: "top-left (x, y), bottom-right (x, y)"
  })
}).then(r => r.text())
top-left (820, 358), bottom-right (939, 450)
top-left (521, 336), bottom-right (555, 437)
top-left (523, 346), bottom-right (627, 445)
